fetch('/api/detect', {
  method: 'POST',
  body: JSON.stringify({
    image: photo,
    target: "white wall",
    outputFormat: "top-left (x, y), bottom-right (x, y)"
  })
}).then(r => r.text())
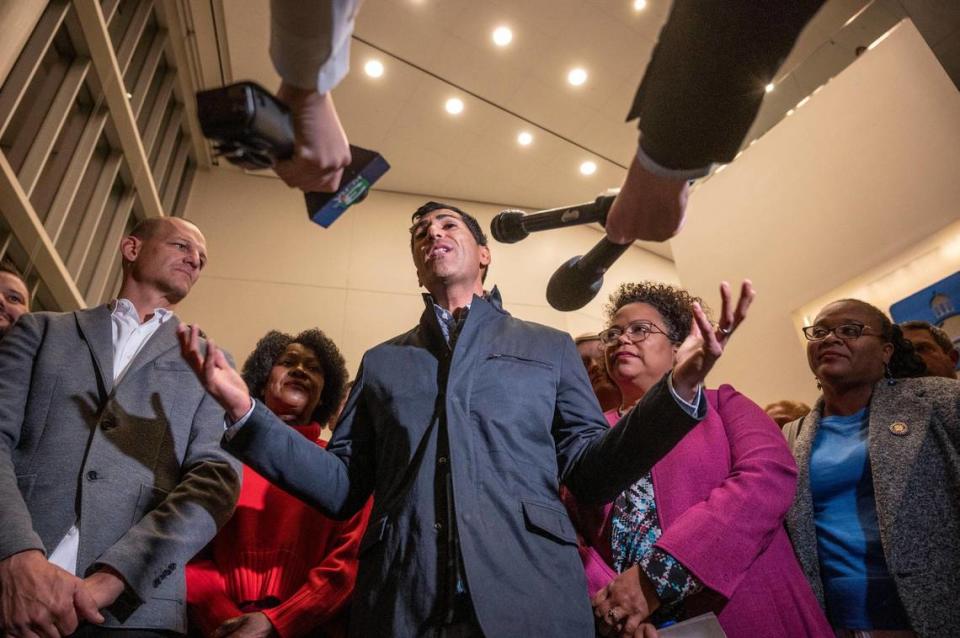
top-left (178, 169), bottom-right (678, 376)
top-left (672, 20), bottom-right (960, 406)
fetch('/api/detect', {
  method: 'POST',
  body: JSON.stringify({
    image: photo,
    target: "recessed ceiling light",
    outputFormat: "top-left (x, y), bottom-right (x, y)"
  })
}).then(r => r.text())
top-left (364, 59), bottom-right (384, 78)
top-left (764, 82), bottom-right (775, 93)
top-left (633, 0), bottom-right (648, 11)
top-left (517, 131), bottom-right (533, 146)
top-left (492, 26), bottom-right (513, 47)
top-left (579, 161), bottom-right (597, 176)
top-left (445, 97), bottom-right (464, 115)
top-left (567, 67), bottom-right (588, 86)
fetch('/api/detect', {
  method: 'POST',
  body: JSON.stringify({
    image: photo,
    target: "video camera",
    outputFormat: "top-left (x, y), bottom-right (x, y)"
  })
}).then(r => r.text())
top-left (196, 81), bottom-right (389, 227)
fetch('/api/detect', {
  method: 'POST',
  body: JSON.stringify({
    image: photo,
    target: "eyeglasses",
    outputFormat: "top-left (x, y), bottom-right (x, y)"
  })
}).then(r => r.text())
top-left (801, 323), bottom-right (877, 342)
top-left (598, 320), bottom-right (672, 346)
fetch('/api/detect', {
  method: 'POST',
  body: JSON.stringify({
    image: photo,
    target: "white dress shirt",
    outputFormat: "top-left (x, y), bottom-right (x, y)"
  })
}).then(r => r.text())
top-left (47, 299), bottom-right (173, 575)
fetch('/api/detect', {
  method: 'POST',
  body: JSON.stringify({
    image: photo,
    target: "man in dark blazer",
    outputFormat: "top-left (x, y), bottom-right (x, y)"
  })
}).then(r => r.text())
top-left (0, 217), bottom-right (241, 637)
top-left (179, 201), bottom-right (747, 637)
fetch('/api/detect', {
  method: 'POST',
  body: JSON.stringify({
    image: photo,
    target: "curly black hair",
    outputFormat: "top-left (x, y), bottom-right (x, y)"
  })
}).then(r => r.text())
top-left (605, 282), bottom-right (707, 344)
top-left (241, 329), bottom-right (349, 425)
top-left (831, 299), bottom-right (926, 378)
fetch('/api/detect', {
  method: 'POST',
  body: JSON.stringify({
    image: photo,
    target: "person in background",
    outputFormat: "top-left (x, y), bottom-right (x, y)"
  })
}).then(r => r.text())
top-left (899, 320), bottom-right (957, 380)
top-left (765, 399), bottom-right (812, 428)
top-left (784, 299), bottom-right (960, 637)
top-left (0, 262), bottom-right (29, 340)
top-left (187, 328), bottom-right (369, 638)
top-left (567, 281), bottom-right (831, 637)
top-left (575, 333), bottom-right (621, 412)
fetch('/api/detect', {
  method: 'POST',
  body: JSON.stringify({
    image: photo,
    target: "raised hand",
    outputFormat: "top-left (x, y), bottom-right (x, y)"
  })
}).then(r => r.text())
top-left (177, 324), bottom-right (252, 422)
top-left (672, 280), bottom-right (756, 400)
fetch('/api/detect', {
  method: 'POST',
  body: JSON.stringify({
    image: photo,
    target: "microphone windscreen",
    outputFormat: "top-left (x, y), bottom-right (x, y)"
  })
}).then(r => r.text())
top-left (546, 256), bottom-right (603, 311)
top-left (490, 210), bottom-right (528, 244)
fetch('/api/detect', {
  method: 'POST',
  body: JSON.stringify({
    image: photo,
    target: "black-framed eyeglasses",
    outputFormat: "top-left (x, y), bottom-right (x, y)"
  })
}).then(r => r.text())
top-left (801, 323), bottom-right (876, 342)
top-left (598, 320), bottom-right (673, 346)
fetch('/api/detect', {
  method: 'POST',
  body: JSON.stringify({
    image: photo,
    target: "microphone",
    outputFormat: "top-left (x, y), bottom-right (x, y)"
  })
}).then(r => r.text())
top-left (546, 237), bottom-right (632, 311)
top-left (490, 193), bottom-right (617, 243)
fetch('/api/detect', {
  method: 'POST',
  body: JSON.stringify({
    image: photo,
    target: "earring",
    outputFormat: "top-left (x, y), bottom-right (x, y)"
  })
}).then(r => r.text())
top-left (884, 362), bottom-right (896, 386)
top-left (815, 378), bottom-right (822, 391)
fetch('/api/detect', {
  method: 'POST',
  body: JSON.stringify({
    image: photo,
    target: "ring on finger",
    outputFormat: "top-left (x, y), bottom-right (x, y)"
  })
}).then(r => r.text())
top-left (718, 326), bottom-right (732, 336)
top-left (606, 609), bottom-right (620, 623)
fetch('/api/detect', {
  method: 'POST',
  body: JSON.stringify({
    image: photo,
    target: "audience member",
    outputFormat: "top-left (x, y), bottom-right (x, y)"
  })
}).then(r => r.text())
top-left (575, 333), bottom-right (621, 412)
top-left (765, 399), bottom-right (812, 428)
top-left (0, 217), bottom-right (240, 637)
top-left (900, 320), bottom-right (958, 379)
top-left (0, 262), bottom-right (29, 339)
top-left (566, 282), bottom-right (831, 637)
top-left (187, 328), bottom-right (369, 638)
top-left (176, 200), bottom-right (746, 637)
top-left (784, 299), bottom-right (960, 636)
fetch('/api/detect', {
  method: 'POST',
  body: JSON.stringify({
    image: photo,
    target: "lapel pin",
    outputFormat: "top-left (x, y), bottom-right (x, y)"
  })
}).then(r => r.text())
top-left (888, 421), bottom-right (909, 436)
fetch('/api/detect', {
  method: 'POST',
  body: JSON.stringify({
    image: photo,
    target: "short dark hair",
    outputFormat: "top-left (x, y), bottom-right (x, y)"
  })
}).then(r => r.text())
top-left (410, 201), bottom-right (489, 283)
top-left (605, 282), bottom-right (706, 344)
top-left (241, 328), bottom-right (349, 425)
top-left (833, 299), bottom-right (926, 378)
top-left (900, 320), bottom-right (956, 356)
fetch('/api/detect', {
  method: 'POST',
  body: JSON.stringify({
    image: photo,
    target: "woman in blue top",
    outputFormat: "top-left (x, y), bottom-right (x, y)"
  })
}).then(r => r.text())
top-left (783, 298), bottom-right (960, 638)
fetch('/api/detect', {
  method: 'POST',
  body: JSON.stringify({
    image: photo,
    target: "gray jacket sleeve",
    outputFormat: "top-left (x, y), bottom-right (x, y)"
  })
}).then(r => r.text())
top-left (270, 0), bottom-right (361, 93)
top-left (0, 315), bottom-right (48, 561)
top-left (94, 367), bottom-right (242, 604)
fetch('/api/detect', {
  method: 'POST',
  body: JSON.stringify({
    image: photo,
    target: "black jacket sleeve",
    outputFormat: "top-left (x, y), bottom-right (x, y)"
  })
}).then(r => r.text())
top-left (628, 0), bottom-right (826, 170)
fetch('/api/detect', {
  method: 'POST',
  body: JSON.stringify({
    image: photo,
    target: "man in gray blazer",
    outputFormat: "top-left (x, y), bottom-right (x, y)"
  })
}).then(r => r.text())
top-left (0, 217), bottom-right (240, 637)
top-left (180, 202), bottom-right (751, 637)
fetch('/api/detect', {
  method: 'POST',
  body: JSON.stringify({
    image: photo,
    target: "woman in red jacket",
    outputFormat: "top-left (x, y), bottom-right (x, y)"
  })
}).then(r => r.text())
top-left (187, 329), bottom-right (371, 638)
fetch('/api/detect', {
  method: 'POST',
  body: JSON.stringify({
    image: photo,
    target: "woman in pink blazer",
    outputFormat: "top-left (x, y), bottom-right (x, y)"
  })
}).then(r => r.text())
top-left (566, 282), bottom-right (831, 637)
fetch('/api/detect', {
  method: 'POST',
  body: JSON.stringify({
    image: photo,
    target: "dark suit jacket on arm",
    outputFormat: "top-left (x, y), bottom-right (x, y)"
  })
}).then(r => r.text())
top-left (629, 0), bottom-right (826, 171)
top-left (224, 290), bottom-right (700, 637)
top-left (0, 306), bottom-right (241, 633)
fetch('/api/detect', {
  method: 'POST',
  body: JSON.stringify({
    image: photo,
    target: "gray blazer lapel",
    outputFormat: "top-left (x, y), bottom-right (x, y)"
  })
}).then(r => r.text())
top-left (117, 316), bottom-right (182, 385)
top-left (787, 403), bottom-right (826, 606)
top-left (868, 380), bottom-right (931, 539)
top-left (75, 305), bottom-right (115, 397)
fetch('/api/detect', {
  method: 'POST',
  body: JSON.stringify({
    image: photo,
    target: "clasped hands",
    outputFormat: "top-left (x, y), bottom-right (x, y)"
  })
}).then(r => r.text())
top-left (0, 550), bottom-right (124, 637)
top-left (593, 565), bottom-right (660, 638)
